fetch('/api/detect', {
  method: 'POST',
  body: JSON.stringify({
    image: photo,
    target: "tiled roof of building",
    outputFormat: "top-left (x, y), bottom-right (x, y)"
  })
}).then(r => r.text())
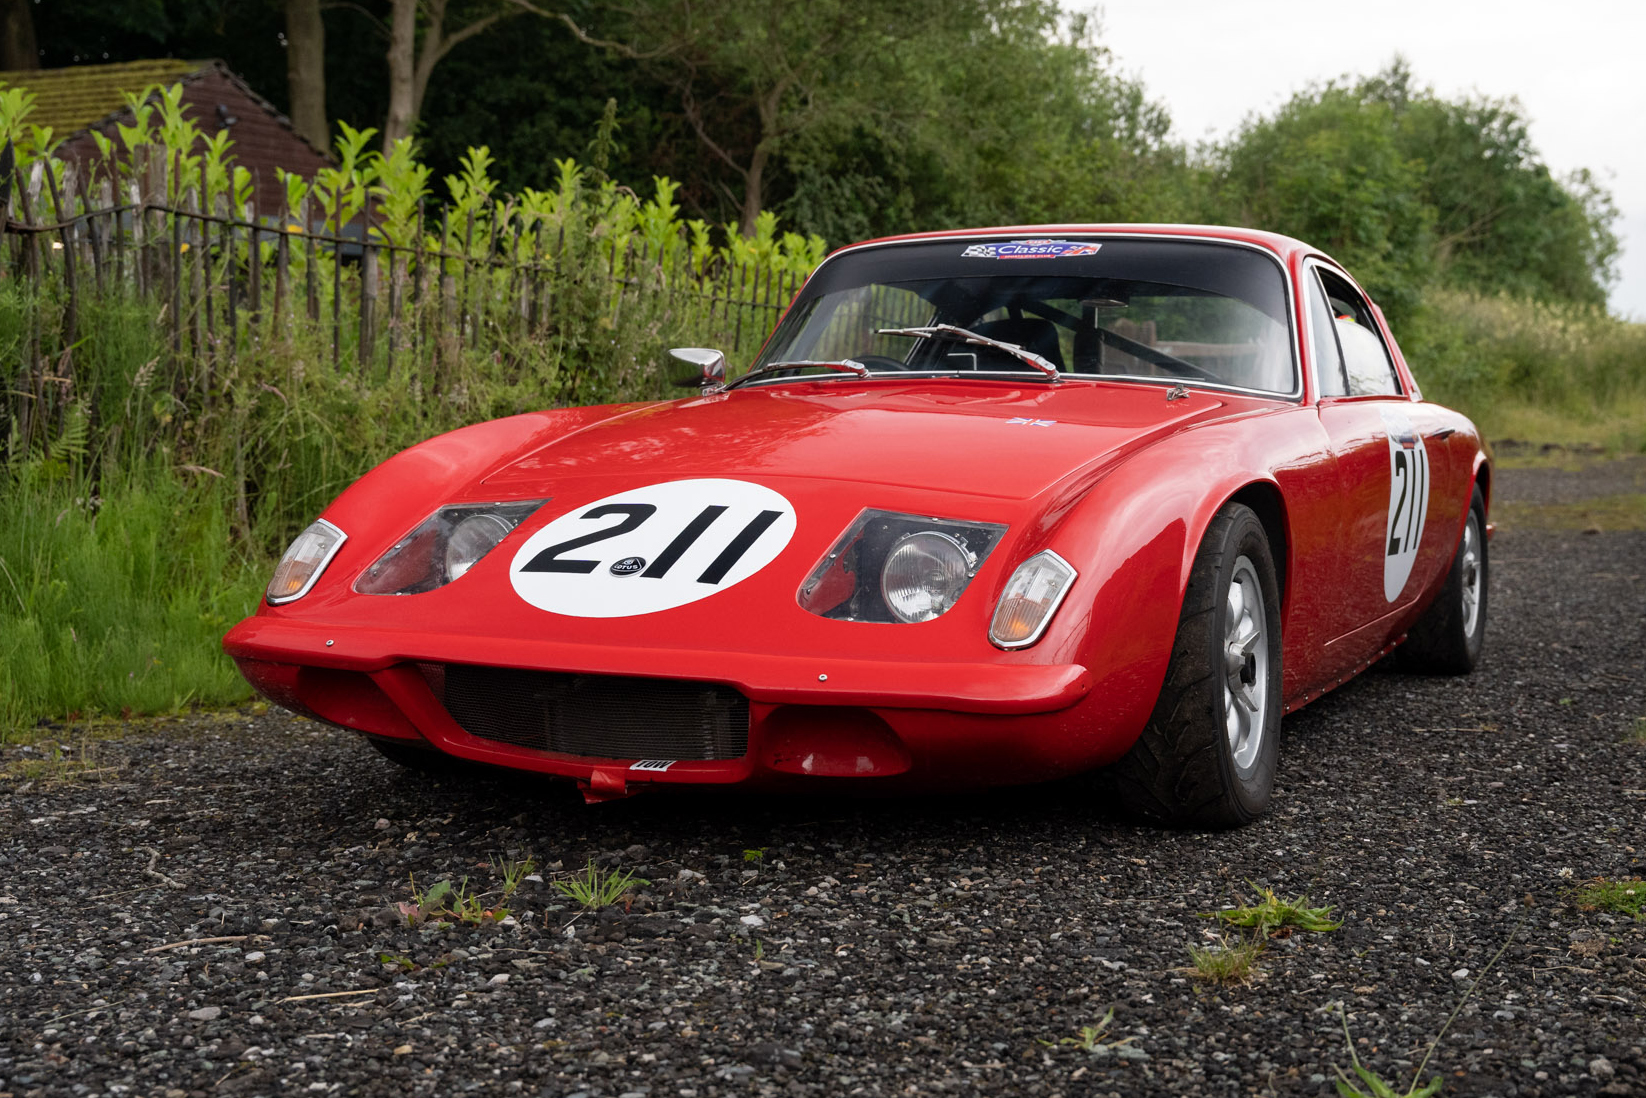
top-left (0, 59), bottom-right (332, 211)
top-left (0, 58), bottom-right (204, 137)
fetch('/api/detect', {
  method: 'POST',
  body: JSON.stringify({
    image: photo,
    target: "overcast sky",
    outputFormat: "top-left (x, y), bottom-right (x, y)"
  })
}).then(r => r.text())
top-left (1095, 0), bottom-right (1646, 319)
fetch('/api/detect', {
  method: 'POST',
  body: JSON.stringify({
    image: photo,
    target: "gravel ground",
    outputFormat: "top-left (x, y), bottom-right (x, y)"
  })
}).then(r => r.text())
top-left (3, 462), bottom-right (1644, 1098)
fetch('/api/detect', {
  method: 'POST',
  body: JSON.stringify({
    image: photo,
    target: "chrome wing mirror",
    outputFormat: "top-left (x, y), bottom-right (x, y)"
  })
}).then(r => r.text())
top-left (669, 347), bottom-right (727, 394)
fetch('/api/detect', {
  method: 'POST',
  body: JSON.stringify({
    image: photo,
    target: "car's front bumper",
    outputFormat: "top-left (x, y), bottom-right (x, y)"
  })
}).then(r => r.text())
top-left (224, 617), bottom-right (1111, 796)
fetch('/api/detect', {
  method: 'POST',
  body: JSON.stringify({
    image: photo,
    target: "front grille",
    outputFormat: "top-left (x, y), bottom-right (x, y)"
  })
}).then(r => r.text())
top-left (431, 664), bottom-right (749, 761)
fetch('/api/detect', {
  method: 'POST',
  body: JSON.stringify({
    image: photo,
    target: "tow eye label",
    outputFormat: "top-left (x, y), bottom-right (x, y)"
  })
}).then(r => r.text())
top-left (1381, 409), bottom-right (1430, 602)
top-left (509, 478), bottom-right (796, 617)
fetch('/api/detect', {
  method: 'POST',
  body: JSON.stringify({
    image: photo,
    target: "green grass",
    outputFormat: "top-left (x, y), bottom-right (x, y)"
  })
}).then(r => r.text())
top-left (0, 459), bottom-right (265, 739)
top-left (1403, 288), bottom-right (1646, 454)
top-left (1039, 1008), bottom-right (1138, 1055)
top-left (1575, 879), bottom-right (1646, 918)
top-left (1630, 717), bottom-right (1646, 746)
top-left (1495, 494), bottom-right (1646, 533)
top-left (554, 860), bottom-right (649, 910)
top-left (1184, 936), bottom-right (1263, 984)
top-left (1206, 884), bottom-right (1342, 935)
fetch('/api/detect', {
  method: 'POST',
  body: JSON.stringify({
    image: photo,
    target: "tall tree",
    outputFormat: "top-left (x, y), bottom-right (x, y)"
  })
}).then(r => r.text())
top-left (381, 0), bottom-right (516, 148)
top-left (284, 0), bottom-right (328, 148)
top-left (0, 0), bottom-right (39, 70)
top-left (537, 0), bottom-right (1111, 238)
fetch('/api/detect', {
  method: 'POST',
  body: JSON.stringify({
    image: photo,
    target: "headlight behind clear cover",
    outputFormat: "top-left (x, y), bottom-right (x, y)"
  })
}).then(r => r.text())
top-left (356, 501), bottom-right (545, 595)
top-left (267, 520), bottom-right (347, 604)
top-left (798, 510), bottom-right (1005, 622)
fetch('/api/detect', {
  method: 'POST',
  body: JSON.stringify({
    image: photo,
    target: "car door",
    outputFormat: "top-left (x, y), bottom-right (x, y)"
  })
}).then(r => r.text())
top-left (1308, 263), bottom-right (1457, 668)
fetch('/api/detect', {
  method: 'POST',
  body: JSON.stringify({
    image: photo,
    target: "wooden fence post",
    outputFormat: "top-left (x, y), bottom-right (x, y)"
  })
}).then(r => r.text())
top-left (43, 163), bottom-right (78, 384)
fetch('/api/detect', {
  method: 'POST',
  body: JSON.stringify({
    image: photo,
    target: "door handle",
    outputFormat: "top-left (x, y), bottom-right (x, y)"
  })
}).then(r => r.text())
top-left (1426, 427), bottom-right (1455, 441)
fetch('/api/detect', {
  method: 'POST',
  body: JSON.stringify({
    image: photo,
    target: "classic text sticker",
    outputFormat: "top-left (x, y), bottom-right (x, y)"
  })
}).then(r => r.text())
top-left (509, 478), bottom-right (796, 617)
top-left (630, 760), bottom-right (676, 772)
top-left (961, 239), bottom-right (1102, 260)
top-left (1381, 409), bottom-right (1430, 602)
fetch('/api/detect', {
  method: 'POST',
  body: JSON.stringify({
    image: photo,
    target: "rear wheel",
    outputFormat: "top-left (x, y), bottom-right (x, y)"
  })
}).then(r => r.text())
top-left (1398, 486), bottom-right (1487, 673)
top-left (1109, 503), bottom-right (1283, 828)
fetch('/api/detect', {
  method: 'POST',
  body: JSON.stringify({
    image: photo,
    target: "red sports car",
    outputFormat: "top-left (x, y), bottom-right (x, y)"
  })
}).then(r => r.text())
top-left (224, 225), bottom-right (1490, 827)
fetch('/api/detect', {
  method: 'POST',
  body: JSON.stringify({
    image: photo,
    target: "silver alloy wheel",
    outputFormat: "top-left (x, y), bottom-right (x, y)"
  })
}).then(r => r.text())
top-left (1222, 555), bottom-right (1269, 774)
top-left (1459, 515), bottom-right (1482, 637)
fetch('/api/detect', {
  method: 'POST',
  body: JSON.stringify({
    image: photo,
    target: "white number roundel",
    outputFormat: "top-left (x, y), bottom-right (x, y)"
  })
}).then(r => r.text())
top-left (508, 479), bottom-right (797, 618)
top-left (1380, 409), bottom-right (1430, 602)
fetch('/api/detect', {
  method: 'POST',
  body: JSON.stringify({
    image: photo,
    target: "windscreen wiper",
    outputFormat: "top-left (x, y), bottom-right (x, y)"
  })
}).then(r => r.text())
top-left (877, 323), bottom-right (1060, 382)
top-left (725, 359), bottom-right (871, 390)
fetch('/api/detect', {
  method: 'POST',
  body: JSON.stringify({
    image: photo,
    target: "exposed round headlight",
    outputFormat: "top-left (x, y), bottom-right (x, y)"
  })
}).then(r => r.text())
top-left (444, 513), bottom-right (513, 581)
top-left (880, 531), bottom-right (976, 623)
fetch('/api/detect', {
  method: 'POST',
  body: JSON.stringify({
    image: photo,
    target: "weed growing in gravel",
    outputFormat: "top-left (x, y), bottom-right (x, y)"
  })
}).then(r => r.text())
top-left (496, 856), bottom-right (538, 893)
top-left (2, 738), bottom-right (115, 785)
top-left (1333, 1004), bottom-right (1443, 1098)
top-left (1207, 883), bottom-right (1342, 935)
top-left (379, 951), bottom-right (416, 971)
top-left (1628, 717), bottom-right (1646, 745)
top-left (1575, 879), bottom-right (1646, 918)
top-left (403, 864), bottom-right (530, 926)
top-left (1185, 935), bottom-right (1263, 984)
top-left (1333, 921), bottom-right (1523, 1098)
top-left (1039, 1008), bottom-right (1140, 1056)
top-left (743, 847), bottom-right (768, 863)
top-left (554, 860), bottom-right (649, 910)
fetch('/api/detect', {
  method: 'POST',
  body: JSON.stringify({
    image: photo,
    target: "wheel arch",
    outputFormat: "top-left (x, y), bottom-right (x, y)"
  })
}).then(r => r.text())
top-left (1224, 480), bottom-right (1290, 616)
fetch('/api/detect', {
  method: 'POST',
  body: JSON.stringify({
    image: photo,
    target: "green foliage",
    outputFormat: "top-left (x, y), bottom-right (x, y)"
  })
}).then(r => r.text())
top-left (1210, 62), bottom-right (1617, 324)
top-left (1038, 1008), bottom-right (1137, 1055)
top-left (554, 860), bottom-right (649, 910)
top-left (1334, 1001), bottom-right (1444, 1098)
top-left (1400, 288), bottom-right (1646, 442)
top-left (1575, 879), bottom-right (1646, 918)
top-left (0, 456), bottom-right (264, 736)
top-left (1334, 923), bottom-right (1523, 1098)
top-left (403, 861), bottom-right (533, 926)
top-left (1184, 935), bottom-right (1262, 984)
top-left (1205, 884), bottom-right (1343, 935)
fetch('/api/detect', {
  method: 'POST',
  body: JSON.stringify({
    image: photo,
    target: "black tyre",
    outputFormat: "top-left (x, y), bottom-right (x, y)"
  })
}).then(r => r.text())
top-left (1398, 486), bottom-right (1487, 674)
top-left (1109, 502), bottom-right (1283, 828)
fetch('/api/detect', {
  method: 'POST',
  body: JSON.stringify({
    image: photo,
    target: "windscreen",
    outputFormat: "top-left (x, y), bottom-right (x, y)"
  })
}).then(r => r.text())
top-left (755, 237), bottom-right (1296, 394)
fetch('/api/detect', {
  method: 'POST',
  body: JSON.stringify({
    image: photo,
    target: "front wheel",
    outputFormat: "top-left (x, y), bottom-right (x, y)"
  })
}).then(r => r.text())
top-left (1108, 502), bottom-right (1283, 828)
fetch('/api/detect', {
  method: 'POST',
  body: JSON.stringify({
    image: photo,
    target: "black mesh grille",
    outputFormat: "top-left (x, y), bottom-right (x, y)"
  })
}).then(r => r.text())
top-left (433, 664), bottom-right (749, 761)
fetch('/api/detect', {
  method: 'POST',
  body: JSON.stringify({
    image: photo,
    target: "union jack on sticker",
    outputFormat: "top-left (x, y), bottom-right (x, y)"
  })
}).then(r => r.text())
top-left (962, 239), bottom-right (1103, 260)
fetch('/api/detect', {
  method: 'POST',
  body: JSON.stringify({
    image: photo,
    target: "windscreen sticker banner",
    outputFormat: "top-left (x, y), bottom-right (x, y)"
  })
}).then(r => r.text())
top-left (509, 478), bottom-right (796, 618)
top-left (1381, 409), bottom-right (1430, 602)
top-left (961, 239), bottom-right (1102, 260)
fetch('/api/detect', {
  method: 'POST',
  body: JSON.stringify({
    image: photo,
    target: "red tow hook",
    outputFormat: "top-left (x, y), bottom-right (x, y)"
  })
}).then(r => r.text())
top-left (579, 766), bottom-right (634, 804)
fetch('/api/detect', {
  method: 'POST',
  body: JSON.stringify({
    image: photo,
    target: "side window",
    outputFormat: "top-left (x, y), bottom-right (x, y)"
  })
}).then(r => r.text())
top-left (1305, 268), bottom-right (1347, 398)
top-left (1317, 269), bottom-right (1400, 396)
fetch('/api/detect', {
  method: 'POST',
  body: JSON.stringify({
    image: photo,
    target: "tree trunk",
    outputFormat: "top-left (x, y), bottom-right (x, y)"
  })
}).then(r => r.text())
top-left (284, 0), bottom-right (328, 150)
top-left (739, 141), bottom-right (770, 238)
top-left (383, 0), bottom-right (419, 147)
top-left (1, 0), bottom-right (39, 71)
